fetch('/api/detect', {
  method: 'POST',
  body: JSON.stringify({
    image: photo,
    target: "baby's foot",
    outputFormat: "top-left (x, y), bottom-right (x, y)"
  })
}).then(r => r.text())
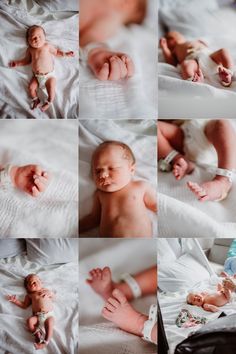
top-left (31, 97), bottom-right (40, 110)
top-left (88, 49), bottom-right (134, 81)
top-left (172, 156), bottom-right (194, 180)
top-left (192, 68), bottom-right (204, 83)
top-left (102, 289), bottom-right (147, 337)
top-left (187, 176), bottom-right (232, 202)
top-left (218, 66), bottom-right (233, 87)
top-left (40, 101), bottom-right (51, 112)
top-left (86, 267), bottom-right (114, 300)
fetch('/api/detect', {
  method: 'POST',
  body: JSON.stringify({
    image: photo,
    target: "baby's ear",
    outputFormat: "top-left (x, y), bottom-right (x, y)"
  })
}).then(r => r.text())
top-left (130, 163), bottom-right (136, 174)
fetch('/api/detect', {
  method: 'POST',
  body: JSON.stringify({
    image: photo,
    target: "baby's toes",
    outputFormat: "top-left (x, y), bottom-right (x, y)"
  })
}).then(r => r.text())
top-left (97, 62), bottom-right (109, 81)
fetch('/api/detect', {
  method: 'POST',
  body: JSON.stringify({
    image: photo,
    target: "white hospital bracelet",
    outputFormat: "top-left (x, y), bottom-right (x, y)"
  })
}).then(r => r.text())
top-left (159, 150), bottom-right (179, 172)
top-left (142, 304), bottom-right (157, 344)
top-left (120, 273), bottom-right (142, 299)
top-left (0, 165), bottom-right (13, 187)
top-left (215, 168), bottom-right (233, 183)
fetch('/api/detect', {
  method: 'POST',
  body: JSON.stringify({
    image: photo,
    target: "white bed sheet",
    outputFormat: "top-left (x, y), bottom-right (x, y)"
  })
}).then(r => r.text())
top-left (158, 5), bottom-right (236, 116)
top-left (0, 253), bottom-right (78, 354)
top-left (0, 0), bottom-right (79, 119)
top-left (79, 24), bottom-right (157, 119)
top-left (158, 119), bottom-right (236, 238)
top-left (79, 119), bottom-right (157, 237)
top-left (79, 239), bottom-right (157, 354)
top-left (0, 120), bottom-right (78, 237)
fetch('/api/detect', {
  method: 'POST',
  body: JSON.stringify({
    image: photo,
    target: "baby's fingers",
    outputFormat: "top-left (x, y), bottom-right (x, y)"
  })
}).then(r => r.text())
top-left (121, 55), bottom-right (134, 78)
top-left (33, 177), bottom-right (47, 193)
top-left (31, 185), bottom-right (40, 197)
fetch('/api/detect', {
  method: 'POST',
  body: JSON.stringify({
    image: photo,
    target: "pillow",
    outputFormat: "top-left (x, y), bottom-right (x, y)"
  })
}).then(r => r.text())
top-left (34, 0), bottom-right (78, 12)
top-left (26, 239), bottom-right (78, 265)
top-left (159, 253), bottom-right (210, 292)
top-left (0, 239), bottom-right (26, 258)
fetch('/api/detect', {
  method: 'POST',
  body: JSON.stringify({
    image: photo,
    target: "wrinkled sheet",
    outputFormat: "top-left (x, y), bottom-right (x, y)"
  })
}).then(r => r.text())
top-left (0, 120), bottom-right (78, 237)
top-left (0, 253), bottom-right (78, 354)
top-left (79, 119), bottom-right (157, 237)
top-left (0, 0), bottom-right (79, 119)
top-left (79, 238), bottom-right (157, 354)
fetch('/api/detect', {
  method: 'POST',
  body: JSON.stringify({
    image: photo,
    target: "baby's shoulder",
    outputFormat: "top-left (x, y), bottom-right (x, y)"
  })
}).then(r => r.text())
top-left (132, 180), bottom-right (149, 190)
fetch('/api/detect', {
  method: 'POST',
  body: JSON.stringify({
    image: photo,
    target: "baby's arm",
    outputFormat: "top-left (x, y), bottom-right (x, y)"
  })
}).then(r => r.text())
top-left (49, 44), bottom-right (74, 57)
top-left (143, 183), bottom-right (157, 213)
top-left (9, 48), bottom-right (31, 68)
top-left (203, 303), bottom-right (219, 312)
top-left (79, 191), bottom-right (101, 233)
top-left (159, 38), bottom-right (178, 66)
top-left (7, 294), bottom-right (31, 309)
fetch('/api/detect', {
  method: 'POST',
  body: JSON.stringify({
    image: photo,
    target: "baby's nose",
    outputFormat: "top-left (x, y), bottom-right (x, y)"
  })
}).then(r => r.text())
top-left (99, 171), bottom-right (109, 179)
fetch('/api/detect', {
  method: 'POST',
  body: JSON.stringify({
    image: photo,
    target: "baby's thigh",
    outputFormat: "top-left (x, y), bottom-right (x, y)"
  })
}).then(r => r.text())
top-left (29, 77), bottom-right (38, 90)
top-left (180, 59), bottom-right (198, 76)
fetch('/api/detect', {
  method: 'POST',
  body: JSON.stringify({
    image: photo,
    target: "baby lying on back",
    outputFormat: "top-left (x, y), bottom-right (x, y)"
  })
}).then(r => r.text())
top-left (79, 141), bottom-right (157, 237)
top-left (187, 283), bottom-right (231, 312)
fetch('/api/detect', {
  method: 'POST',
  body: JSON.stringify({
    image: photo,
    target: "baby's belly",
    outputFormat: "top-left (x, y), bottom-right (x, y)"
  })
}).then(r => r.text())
top-left (32, 299), bottom-right (53, 313)
top-left (32, 59), bottom-right (54, 75)
top-left (207, 294), bottom-right (228, 307)
top-left (100, 211), bottom-right (152, 238)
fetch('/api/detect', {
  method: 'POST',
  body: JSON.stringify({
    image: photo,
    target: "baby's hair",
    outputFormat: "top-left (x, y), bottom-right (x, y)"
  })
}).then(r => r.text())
top-left (186, 293), bottom-right (193, 304)
top-left (93, 141), bottom-right (136, 165)
top-left (24, 273), bottom-right (37, 291)
top-left (26, 25), bottom-right (46, 43)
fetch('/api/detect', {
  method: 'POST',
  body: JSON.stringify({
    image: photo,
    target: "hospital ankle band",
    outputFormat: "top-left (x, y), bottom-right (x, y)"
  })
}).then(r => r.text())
top-left (120, 273), bottom-right (142, 298)
top-left (159, 150), bottom-right (179, 172)
top-left (0, 165), bottom-right (13, 187)
top-left (215, 168), bottom-right (233, 182)
top-left (142, 304), bottom-right (157, 344)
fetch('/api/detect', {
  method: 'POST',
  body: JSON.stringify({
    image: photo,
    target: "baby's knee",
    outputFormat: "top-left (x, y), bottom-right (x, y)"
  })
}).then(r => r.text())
top-left (213, 119), bottom-right (231, 133)
top-left (219, 48), bottom-right (230, 57)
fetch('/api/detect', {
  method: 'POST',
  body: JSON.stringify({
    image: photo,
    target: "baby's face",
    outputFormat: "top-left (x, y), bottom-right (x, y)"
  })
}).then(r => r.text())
top-left (188, 293), bottom-right (204, 306)
top-left (28, 28), bottom-right (46, 48)
top-left (26, 275), bottom-right (42, 292)
top-left (92, 145), bottom-right (135, 192)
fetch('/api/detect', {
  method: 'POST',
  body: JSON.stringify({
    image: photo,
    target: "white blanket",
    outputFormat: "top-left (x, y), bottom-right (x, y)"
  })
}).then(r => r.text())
top-left (0, 120), bottom-right (78, 237)
top-left (79, 119), bottom-right (157, 237)
top-left (0, 0), bottom-right (78, 119)
top-left (0, 253), bottom-right (78, 354)
top-left (79, 24), bottom-right (157, 119)
top-left (79, 239), bottom-right (157, 354)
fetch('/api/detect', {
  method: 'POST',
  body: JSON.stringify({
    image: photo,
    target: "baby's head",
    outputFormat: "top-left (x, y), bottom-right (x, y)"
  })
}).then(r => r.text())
top-left (166, 31), bottom-right (185, 49)
top-left (26, 25), bottom-right (46, 48)
top-left (24, 274), bottom-right (42, 293)
top-left (187, 292), bottom-right (204, 307)
top-left (92, 141), bottom-right (136, 192)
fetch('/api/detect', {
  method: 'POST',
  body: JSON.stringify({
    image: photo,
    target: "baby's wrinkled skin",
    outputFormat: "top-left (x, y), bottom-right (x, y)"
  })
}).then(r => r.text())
top-left (79, 143), bottom-right (157, 237)
top-left (0, 164), bottom-right (49, 197)
top-left (7, 274), bottom-right (55, 350)
top-left (9, 26), bottom-right (74, 111)
top-left (187, 284), bottom-right (231, 312)
top-left (80, 0), bottom-right (146, 80)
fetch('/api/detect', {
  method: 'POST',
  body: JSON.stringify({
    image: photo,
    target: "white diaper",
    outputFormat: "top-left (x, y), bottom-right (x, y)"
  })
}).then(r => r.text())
top-left (181, 120), bottom-right (217, 165)
top-left (186, 48), bottom-right (218, 78)
top-left (36, 311), bottom-right (54, 329)
top-left (35, 69), bottom-right (55, 89)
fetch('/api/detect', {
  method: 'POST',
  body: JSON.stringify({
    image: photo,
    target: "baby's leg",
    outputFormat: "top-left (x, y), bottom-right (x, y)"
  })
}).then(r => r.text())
top-left (41, 78), bottom-right (56, 112)
top-left (187, 120), bottom-right (236, 201)
top-left (34, 316), bottom-right (54, 350)
top-left (158, 121), bottom-right (194, 179)
top-left (87, 266), bottom-right (157, 301)
top-left (27, 316), bottom-right (38, 334)
top-left (88, 47), bottom-right (134, 81)
top-left (210, 49), bottom-right (234, 86)
top-left (180, 60), bottom-right (204, 82)
top-left (28, 77), bottom-right (40, 109)
top-left (102, 289), bottom-right (157, 344)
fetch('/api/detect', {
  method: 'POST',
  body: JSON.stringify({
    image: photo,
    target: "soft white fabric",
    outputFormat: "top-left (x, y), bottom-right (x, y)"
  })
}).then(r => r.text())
top-left (79, 120), bottom-right (157, 237)
top-left (0, 1), bottom-right (78, 119)
top-left (158, 120), bottom-right (236, 237)
top-left (0, 254), bottom-right (78, 354)
top-left (159, 5), bottom-right (236, 101)
top-left (79, 239), bottom-right (157, 354)
top-left (0, 239), bottom-right (25, 258)
top-left (80, 25), bottom-right (157, 119)
top-left (0, 120), bottom-right (78, 237)
top-left (35, 0), bottom-right (78, 12)
top-left (26, 239), bottom-right (78, 264)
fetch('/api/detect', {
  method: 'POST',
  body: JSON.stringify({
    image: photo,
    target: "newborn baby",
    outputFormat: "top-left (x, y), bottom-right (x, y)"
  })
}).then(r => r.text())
top-left (7, 274), bottom-right (55, 349)
top-left (80, 0), bottom-right (147, 80)
top-left (187, 283), bottom-right (231, 312)
top-left (160, 31), bottom-right (234, 86)
top-left (79, 141), bottom-right (157, 237)
top-left (0, 164), bottom-right (49, 197)
top-left (9, 25), bottom-right (74, 111)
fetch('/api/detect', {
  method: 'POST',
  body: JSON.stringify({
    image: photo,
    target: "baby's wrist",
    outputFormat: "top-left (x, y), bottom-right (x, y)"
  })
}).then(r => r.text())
top-left (9, 165), bottom-right (19, 187)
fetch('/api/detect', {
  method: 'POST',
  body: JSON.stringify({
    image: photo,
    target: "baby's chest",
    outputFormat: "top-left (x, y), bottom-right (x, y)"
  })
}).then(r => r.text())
top-left (101, 190), bottom-right (143, 210)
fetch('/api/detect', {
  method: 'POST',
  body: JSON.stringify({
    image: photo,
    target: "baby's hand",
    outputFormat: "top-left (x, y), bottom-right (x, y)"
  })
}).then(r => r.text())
top-left (7, 294), bottom-right (17, 303)
top-left (159, 38), bottom-right (167, 48)
top-left (12, 165), bottom-right (50, 197)
top-left (9, 61), bottom-right (17, 68)
top-left (66, 51), bottom-right (75, 57)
